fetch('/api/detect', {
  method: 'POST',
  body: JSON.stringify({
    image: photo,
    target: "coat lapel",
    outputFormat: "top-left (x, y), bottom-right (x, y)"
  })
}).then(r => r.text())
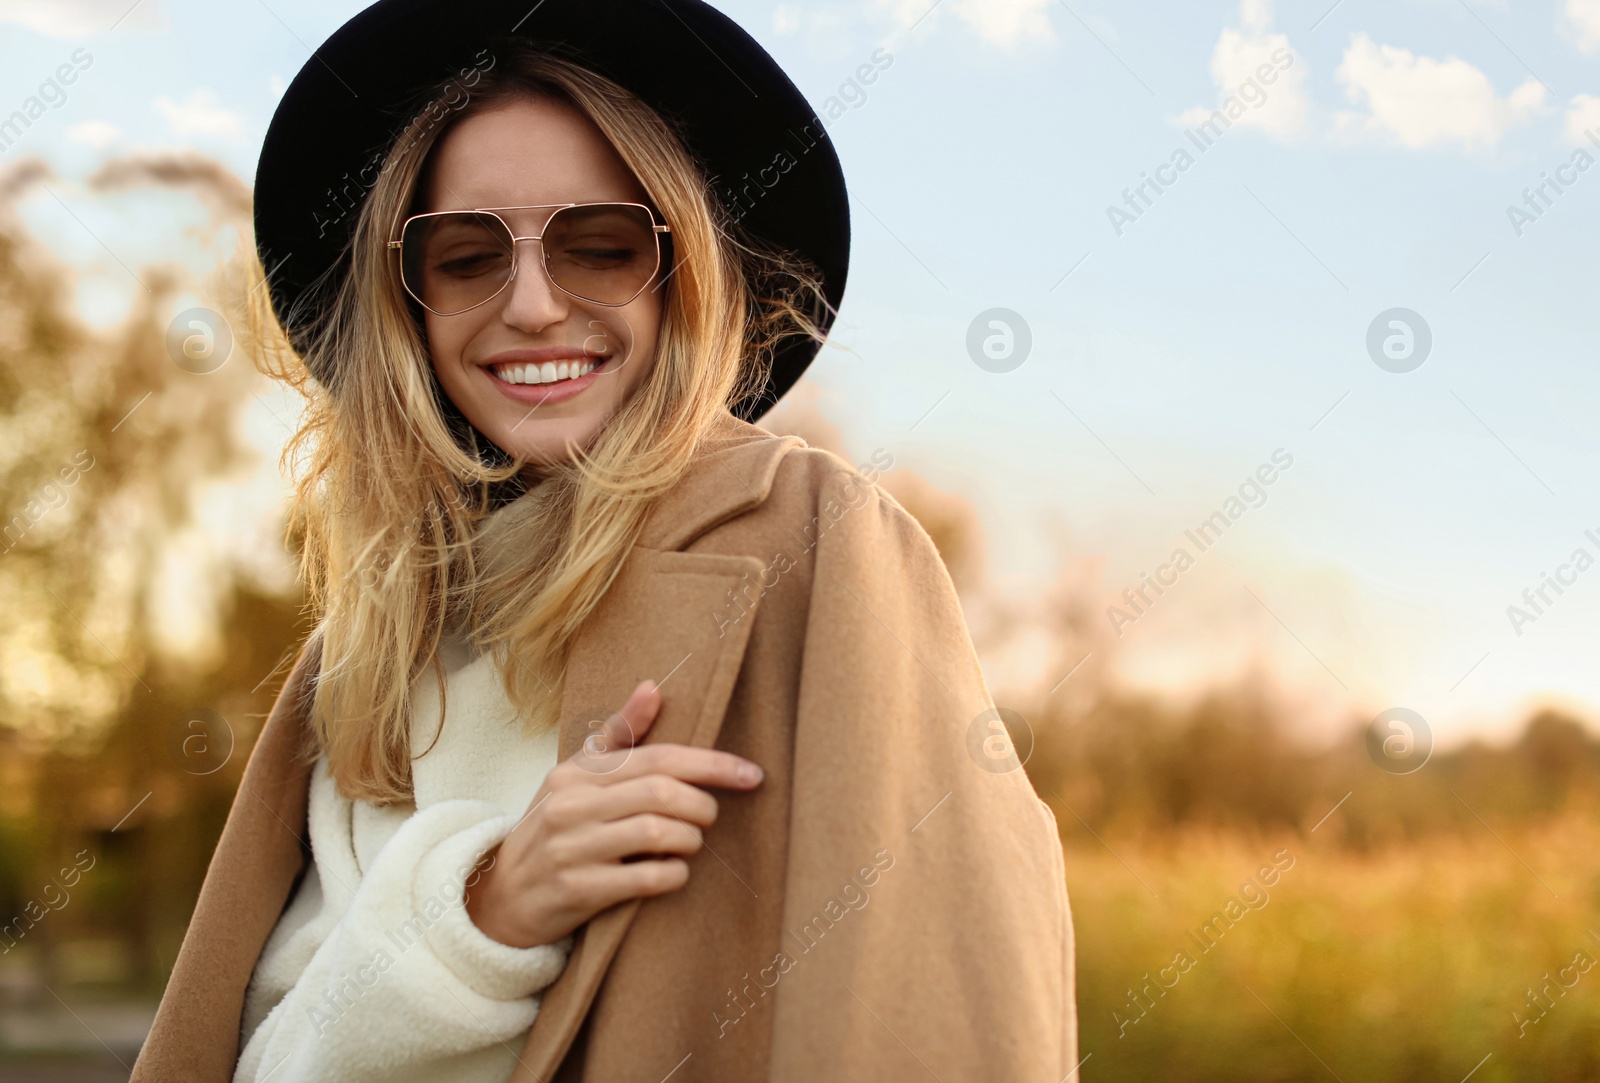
top-left (510, 418), bottom-right (803, 1081)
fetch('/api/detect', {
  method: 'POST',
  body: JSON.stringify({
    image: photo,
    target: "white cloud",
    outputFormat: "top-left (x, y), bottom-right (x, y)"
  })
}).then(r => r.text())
top-left (0, 0), bottom-right (159, 35)
top-left (1240, 0), bottom-right (1272, 33)
top-left (1334, 33), bottom-right (1545, 149)
top-left (67, 120), bottom-right (121, 148)
top-left (948, 0), bottom-right (1054, 48)
top-left (154, 90), bottom-right (244, 139)
top-left (1563, 0), bottom-right (1600, 52)
top-left (1179, 0), bottom-right (1310, 137)
top-left (1561, 93), bottom-right (1600, 145)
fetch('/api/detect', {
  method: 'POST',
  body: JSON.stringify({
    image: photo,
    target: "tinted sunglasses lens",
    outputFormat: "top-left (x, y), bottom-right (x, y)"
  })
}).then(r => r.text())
top-left (401, 211), bottom-right (514, 315)
top-left (542, 204), bottom-right (661, 305)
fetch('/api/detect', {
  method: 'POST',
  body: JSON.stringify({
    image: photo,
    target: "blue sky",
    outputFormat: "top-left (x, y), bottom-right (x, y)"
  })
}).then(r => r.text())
top-left (4, 0), bottom-right (1600, 744)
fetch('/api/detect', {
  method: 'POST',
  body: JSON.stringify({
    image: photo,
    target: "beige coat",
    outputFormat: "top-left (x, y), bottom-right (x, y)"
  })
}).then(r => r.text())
top-left (132, 410), bottom-right (1079, 1082)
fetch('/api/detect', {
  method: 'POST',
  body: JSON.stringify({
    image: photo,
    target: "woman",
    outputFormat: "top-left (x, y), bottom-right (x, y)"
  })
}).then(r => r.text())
top-left (133, 2), bottom-right (1077, 1081)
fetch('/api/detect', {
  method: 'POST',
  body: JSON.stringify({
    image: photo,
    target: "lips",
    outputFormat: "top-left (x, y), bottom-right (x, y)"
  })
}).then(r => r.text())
top-left (477, 346), bottom-right (612, 408)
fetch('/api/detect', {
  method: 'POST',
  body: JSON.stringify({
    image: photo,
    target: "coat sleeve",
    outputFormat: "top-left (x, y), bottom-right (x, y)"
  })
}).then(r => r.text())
top-left (765, 465), bottom-right (1078, 1083)
top-left (232, 759), bottom-right (572, 1082)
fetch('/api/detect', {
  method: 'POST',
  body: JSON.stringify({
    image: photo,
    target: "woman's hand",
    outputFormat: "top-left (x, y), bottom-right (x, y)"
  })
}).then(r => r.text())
top-left (464, 679), bottom-right (763, 949)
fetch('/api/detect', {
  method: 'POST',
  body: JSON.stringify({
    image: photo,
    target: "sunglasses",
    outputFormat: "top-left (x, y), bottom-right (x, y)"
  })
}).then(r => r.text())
top-left (387, 202), bottom-right (672, 316)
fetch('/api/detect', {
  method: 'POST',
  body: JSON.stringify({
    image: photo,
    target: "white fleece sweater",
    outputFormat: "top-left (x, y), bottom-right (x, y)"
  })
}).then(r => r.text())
top-left (233, 631), bottom-right (572, 1083)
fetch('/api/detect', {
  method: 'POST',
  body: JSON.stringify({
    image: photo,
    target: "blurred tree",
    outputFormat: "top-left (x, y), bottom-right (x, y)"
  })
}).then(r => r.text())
top-left (0, 154), bottom-right (306, 1000)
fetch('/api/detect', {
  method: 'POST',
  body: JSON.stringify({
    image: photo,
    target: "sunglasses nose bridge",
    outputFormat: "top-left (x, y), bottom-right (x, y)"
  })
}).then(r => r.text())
top-left (496, 235), bottom-right (576, 319)
top-left (502, 233), bottom-right (551, 280)
top-left (503, 234), bottom-right (562, 297)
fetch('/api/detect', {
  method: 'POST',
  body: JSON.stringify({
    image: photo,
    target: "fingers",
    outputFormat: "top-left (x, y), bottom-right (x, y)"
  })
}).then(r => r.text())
top-left (572, 742), bottom-right (762, 791)
top-left (554, 859), bottom-right (692, 915)
top-left (589, 680), bottom-right (660, 754)
top-left (546, 775), bottom-right (721, 832)
top-left (557, 813), bottom-right (705, 866)
top-left (567, 685), bottom-right (761, 795)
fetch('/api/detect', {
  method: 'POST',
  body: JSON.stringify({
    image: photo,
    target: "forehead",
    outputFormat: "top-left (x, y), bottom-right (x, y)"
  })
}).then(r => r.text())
top-left (422, 96), bottom-right (648, 214)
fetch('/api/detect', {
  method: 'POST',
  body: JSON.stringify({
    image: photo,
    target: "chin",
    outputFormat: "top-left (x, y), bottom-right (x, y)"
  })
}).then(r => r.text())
top-left (493, 417), bottom-right (603, 466)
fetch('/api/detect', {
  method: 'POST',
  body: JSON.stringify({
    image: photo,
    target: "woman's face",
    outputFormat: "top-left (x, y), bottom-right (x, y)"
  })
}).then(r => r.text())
top-left (418, 97), bottom-right (665, 471)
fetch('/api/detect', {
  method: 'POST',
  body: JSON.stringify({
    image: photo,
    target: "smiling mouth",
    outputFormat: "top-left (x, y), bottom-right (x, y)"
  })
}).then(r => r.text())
top-left (487, 356), bottom-right (608, 386)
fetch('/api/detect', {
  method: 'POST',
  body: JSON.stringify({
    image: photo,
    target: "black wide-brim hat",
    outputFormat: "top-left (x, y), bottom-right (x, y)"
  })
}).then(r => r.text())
top-left (253, 0), bottom-right (849, 422)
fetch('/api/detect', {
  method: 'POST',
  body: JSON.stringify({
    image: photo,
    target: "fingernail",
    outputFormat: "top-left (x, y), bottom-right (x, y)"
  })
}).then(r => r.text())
top-left (739, 762), bottom-right (763, 785)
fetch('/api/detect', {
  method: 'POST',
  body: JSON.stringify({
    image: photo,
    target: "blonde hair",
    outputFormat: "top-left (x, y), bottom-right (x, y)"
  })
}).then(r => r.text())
top-left (257, 42), bottom-right (830, 803)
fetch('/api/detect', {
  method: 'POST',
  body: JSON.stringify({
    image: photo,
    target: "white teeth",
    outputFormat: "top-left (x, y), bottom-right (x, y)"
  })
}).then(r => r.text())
top-left (494, 359), bottom-right (599, 386)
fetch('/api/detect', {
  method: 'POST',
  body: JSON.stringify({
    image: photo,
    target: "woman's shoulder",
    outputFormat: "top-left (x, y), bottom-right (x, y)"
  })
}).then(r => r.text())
top-left (728, 416), bottom-right (901, 524)
top-left (652, 413), bottom-right (902, 550)
top-left (764, 438), bottom-right (896, 511)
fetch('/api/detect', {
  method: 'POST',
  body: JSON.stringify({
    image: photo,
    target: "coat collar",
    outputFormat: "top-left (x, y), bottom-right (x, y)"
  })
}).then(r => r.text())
top-left (634, 409), bottom-right (804, 551)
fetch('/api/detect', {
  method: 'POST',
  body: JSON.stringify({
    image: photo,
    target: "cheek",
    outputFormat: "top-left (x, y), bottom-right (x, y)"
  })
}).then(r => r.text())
top-left (581, 298), bottom-right (663, 387)
top-left (424, 312), bottom-right (459, 367)
top-left (620, 296), bottom-right (665, 368)
top-left (424, 313), bottom-right (484, 390)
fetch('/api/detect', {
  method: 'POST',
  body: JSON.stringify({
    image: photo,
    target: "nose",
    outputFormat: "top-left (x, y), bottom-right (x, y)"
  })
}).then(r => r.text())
top-left (498, 238), bottom-right (570, 332)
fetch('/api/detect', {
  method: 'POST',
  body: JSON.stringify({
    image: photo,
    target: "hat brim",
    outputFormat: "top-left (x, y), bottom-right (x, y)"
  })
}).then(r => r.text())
top-left (253, 0), bottom-right (850, 422)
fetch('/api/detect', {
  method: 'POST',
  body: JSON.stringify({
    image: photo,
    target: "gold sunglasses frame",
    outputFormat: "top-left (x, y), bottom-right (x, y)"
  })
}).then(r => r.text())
top-left (386, 201), bottom-right (672, 316)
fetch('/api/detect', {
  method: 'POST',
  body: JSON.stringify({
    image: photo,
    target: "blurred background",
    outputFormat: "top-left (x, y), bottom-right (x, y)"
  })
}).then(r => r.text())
top-left (4, 0), bottom-right (1600, 1079)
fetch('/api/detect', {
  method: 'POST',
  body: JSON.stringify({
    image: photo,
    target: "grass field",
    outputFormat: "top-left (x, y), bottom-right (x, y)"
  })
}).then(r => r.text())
top-left (1063, 815), bottom-right (1600, 1082)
